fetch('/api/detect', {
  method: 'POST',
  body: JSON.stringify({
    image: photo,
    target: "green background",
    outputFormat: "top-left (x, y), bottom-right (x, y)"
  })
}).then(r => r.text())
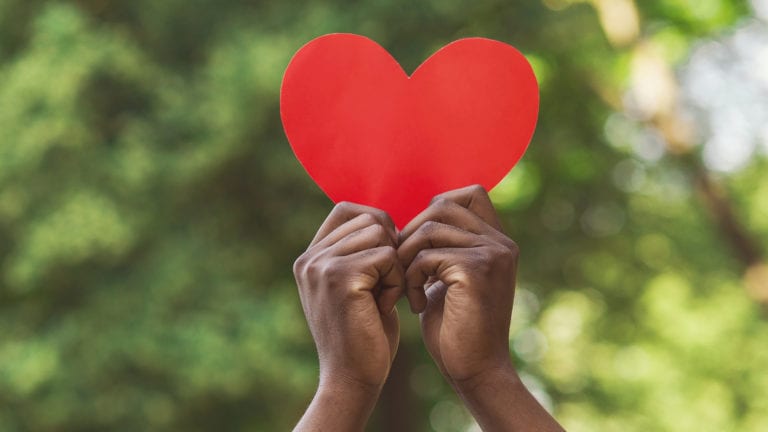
top-left (1, 0), bottom-right (767, 430)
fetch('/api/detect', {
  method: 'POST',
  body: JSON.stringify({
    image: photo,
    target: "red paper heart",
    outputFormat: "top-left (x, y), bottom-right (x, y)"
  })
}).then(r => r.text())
top-left (280, 34), bottom-right (539, 228)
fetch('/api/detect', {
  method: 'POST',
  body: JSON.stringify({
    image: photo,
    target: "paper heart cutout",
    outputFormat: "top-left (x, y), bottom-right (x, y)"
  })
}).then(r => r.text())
top-left (280, 34), bottom-right (539, 228)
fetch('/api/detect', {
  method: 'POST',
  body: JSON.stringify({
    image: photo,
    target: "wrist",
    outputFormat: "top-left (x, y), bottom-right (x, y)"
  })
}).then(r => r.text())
top-left (294, 375), bottom-right (382, 432)
top-left (450, 364), bottom-right (565, 432)
top-left (296, 373), bottom-right (381, 431)
top-left (451, 361), bottom-right (520, 398)
top-left (318, 371), bottom-right (383, 404)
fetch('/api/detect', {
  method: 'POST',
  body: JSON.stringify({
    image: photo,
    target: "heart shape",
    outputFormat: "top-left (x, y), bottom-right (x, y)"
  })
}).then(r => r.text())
top-left (280, 34), bottom-right (539, 228)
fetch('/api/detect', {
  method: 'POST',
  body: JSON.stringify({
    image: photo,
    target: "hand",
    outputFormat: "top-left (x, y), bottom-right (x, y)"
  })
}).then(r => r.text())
top-left (398, 185), bottom-right (518, 386)
top-left (399, 185), bottom-right (564, 432)
top-left (293, 202), bottom-right (403, 391)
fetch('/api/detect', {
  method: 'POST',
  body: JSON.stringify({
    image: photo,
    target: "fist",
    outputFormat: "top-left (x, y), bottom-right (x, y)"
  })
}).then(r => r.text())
top-left (398, 185), bottom-right (519, 384)
top-left (294, 203), bottom-right (404, 389)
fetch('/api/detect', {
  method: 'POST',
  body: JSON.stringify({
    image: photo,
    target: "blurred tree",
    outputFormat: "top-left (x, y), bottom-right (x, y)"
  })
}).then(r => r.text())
top-left (1, 0), bottom-right (767, 431)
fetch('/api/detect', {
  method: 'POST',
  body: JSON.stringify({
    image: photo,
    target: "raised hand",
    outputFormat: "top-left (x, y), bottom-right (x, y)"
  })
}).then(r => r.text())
top-left (399, 185), bottom-right (564, 432)
top-left (398, 185), bottom-right (518, 385)
top-left (293, 202), bottom-right (403, 431)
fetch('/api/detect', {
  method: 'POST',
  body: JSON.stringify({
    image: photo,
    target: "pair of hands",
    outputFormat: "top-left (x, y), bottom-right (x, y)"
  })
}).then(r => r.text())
top-left (294, 185), bottom-right (515, 389)
top-left (293, 185), bottom-right (563, 431)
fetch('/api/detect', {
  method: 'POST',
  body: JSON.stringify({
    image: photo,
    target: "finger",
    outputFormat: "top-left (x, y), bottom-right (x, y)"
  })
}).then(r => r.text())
top-left (376, 260), bottom-right (406, 315)
top-left (419, 280), bottom-right (447, 349)
top-left (377, 285), bottom-right (403, 316)
top-left (403, 248), bottom-right (468, 313)
top-left (424, 280), bottom-right (448, 308)
top-left (342, 246), bottom-right (405, 313)
top-left (381, 306), bottom-right (400, 363)
top-left (399, 197), bottom-right (514, 251)
top-left (368, 247), bottom-right (404, 315)
top-left (309, 212), bottom-right (379, 252)
top-left (328, 222), bottom-right (395, 256)
top-left (397, 221), bottom-right (484, 267)
top-left (310, 202), bottom-right (396, 247)
top-left (430, 184), bottom-right (503, 231)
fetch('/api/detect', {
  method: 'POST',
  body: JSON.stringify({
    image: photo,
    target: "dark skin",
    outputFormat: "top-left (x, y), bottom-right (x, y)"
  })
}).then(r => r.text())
top-left (293, 185), bottom-right (565, 431)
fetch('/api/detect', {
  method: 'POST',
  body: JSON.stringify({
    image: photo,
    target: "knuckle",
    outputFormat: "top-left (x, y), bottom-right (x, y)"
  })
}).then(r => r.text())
top-left (492, 243), bottom-right (518, 266)
top-left (368, 245), bottom-right (396, 263)
top-left (468, 184), bottom-right (486, 196)
top-left (307, 257), bottom-right (339, 281)
top-left (368, 222), bottom-right (386, 237)
top-left (430, 198), bottom-right (453, 215)
top-left (361, 223), bottom-right (389, 245)
top-left (431, 197), bottom-right (449, 208)
top-left (371, 207), bottom-right (390, 223)
top-left (490, 234), bottom-right (518, 254)
top-left (335, 201), bottom-right (354, 213)
top-left (420, 220), bottom-right (441, 234)
top-left (381, 245), bottom-right (399, 260)
top-left (380, 227), bottom-right (397, 246)
top-left (381, 212), bottom-right (396, 229)
top-left (426, 199), bottom-right (454, 223)
top-left (413, 249), bottom-right (429, 264)
top-left (506, 239), bottom-right (520, 256)
top-left (305, 257), bottom-right (322, 279)
top-left (497, 245), bottom-right (516, 261)
top-left (429, 193), bottom-right (445, 205)
top-left (293, 252), bottom-right (310, 275)
top-left (320, 260), bottom-right (339, 279)
top-left (358, 212), bottom-right (377, 225)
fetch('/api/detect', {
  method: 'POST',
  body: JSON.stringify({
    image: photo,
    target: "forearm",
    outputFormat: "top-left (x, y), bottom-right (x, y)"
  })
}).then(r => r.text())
top-left (454, 366), bottom-right (565, 432)
top-left (294, 378), bottom-right (381, 432)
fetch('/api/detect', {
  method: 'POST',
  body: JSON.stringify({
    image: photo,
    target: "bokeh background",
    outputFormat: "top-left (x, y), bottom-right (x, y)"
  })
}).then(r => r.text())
top-left (1, 0), bottom-right (768, 430)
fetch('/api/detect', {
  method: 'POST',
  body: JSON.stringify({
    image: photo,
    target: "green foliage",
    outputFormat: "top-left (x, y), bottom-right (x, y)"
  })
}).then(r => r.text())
top-left (1, 1), bottom-right (766, 431)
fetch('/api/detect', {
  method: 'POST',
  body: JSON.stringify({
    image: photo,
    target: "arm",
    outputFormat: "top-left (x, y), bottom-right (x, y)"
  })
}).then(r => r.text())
top-left (293, 202), bottom-right (404, 432)
top-left (294, 378), bottom-right (380, 432)
top-left (453, 366), bottom-right (563, 432)
top-left (398, 185), bottom-right (565, 432)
